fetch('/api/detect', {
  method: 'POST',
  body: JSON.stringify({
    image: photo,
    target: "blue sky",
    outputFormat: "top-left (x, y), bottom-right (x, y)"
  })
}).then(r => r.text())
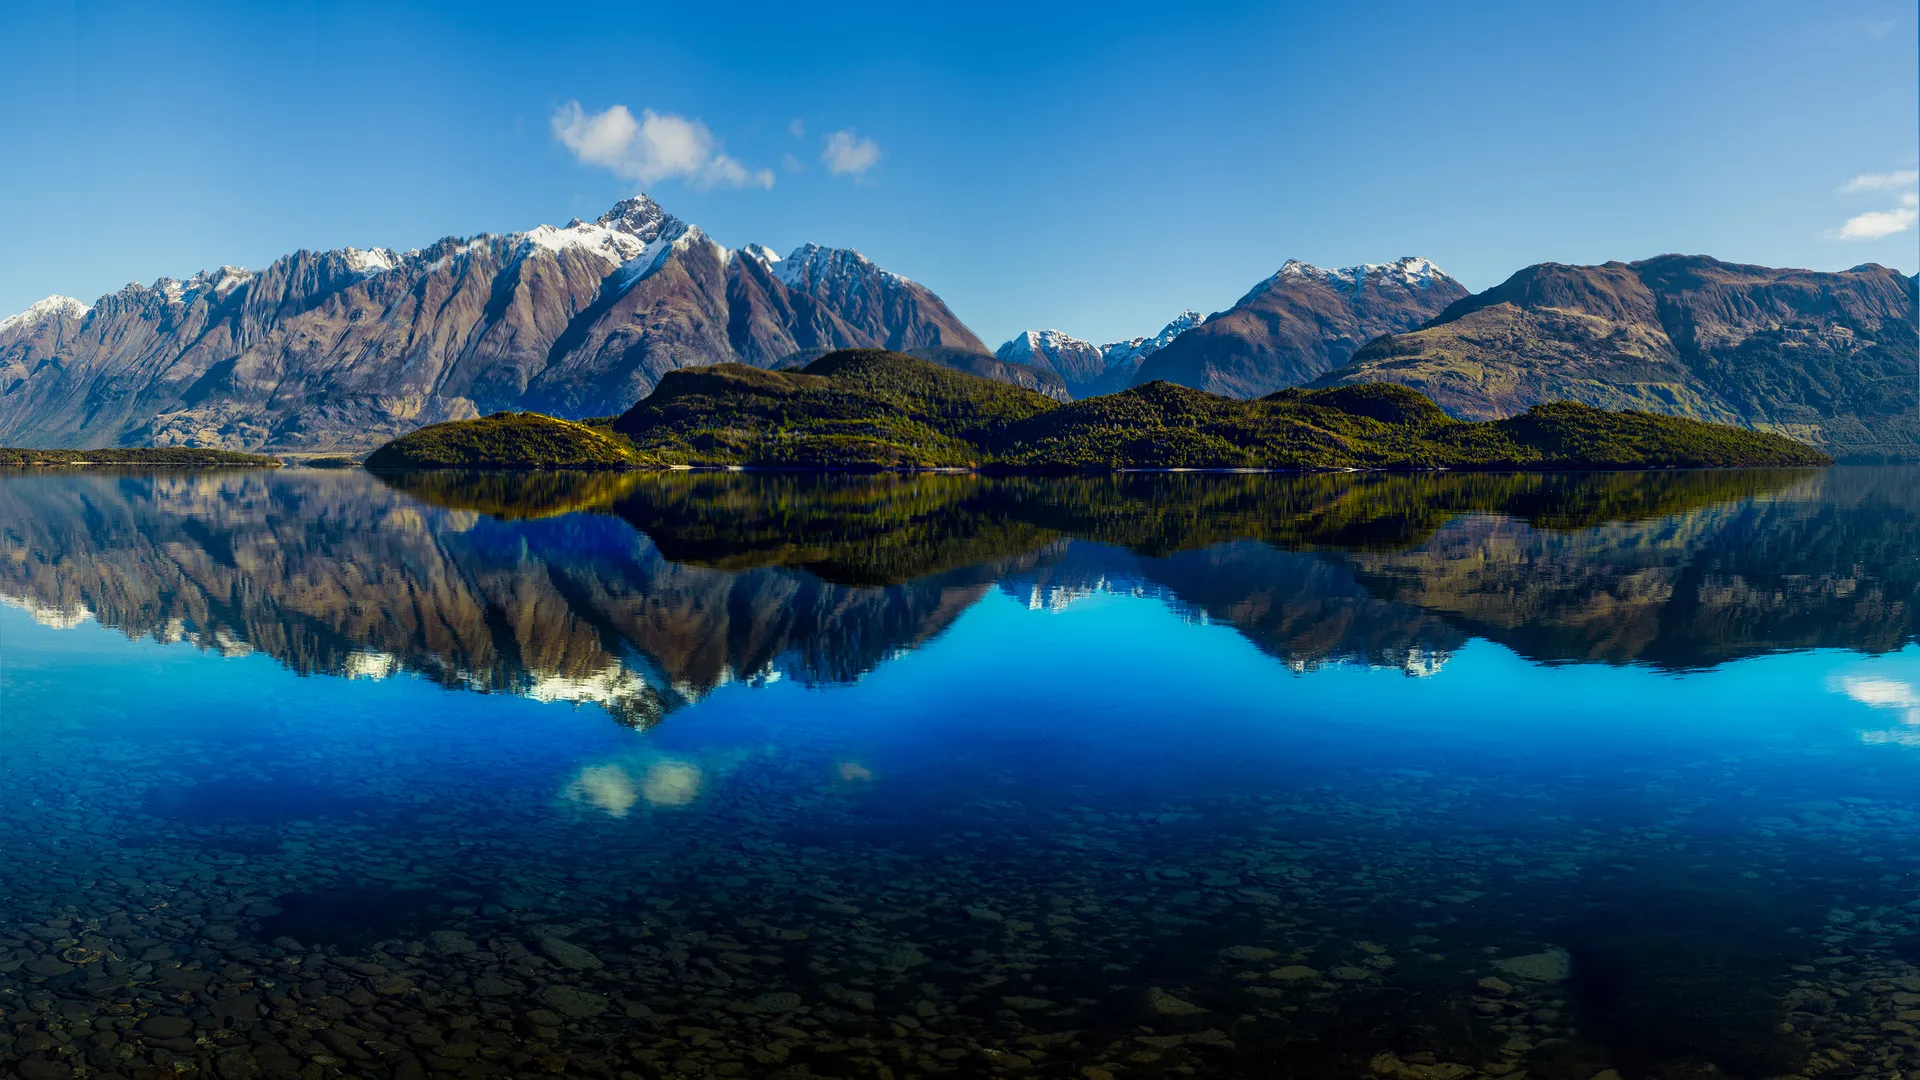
top-left (2, 0), bottom-right (1914, 346)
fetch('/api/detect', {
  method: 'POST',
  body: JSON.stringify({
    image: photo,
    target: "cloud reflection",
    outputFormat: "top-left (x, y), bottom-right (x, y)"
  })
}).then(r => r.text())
top-left (1832, 674), bottom-right (1920, 745)
top-left (563, 756), bottom-right (706, 817)
top-left (565, 764), bottom-right (641, 817)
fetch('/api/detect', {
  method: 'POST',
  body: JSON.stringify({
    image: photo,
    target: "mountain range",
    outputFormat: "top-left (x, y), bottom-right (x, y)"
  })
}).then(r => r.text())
top-left (0, 197), bottom-right (1009, 451)
top-left (1, 194), bottom-right (1914, 457)
top-left (1128, 257), bottom-right (1472, 397)
top-left (1317, 256), bottom-right (1920, 461)
top-left (993, 310), bottom-right (1204, 397)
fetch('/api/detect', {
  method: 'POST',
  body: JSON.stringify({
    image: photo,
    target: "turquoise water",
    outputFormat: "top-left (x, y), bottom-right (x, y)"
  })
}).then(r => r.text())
top-left (2, 467), bottom-right (1919, 1080)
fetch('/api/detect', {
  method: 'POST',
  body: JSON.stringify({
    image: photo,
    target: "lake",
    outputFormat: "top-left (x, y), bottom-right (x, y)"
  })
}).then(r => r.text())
top-left (3, 466), bottom-right (1919, 1080)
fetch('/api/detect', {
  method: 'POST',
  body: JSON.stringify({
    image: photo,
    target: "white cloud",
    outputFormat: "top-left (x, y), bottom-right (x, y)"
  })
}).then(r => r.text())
top-left (1828, 168), bottom-right (1919, 240)
top-left (1833, 203), bottom-right (1919, 241)
top-left (551, 101), bottom-right (774, 190)
top-left (788, 117), bottom-right (806, 138)
top-left (1839, 170), bottom-right (1920, 193)
top-left (822, 129), bottom-right (882, 177)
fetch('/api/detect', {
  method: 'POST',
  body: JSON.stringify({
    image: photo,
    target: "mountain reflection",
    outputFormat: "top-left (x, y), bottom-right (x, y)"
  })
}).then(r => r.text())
top-left (2, 466), bottom-right (1914, 726)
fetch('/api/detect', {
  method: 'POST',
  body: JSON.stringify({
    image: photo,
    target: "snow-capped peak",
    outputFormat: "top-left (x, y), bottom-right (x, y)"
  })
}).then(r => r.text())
top-left (740, 243), bottom-right (783, 265)
top-left (518, 196), bottom-right (685, 270)
top-left (195, 265), bottom-right (254, 293)
top-left (996, 309), bottom-right (1205, 372)
top-left (774, 242), bottom-right (910, 290)
top-left (1000, 328), bottom-right (1095, 360)
top-left (1100, 309), bottom-right (1205, 367)
top-left (1275, 256), bottom-right (1450, 292)
top-left (0, 295), bottom-right (89, 334)
top-left (595, 195), bottom-right (670, 237)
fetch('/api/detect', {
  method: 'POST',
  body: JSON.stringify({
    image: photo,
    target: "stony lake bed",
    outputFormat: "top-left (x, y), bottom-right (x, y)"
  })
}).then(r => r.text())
top-left (3, 467), bottom-right (1920, 1080)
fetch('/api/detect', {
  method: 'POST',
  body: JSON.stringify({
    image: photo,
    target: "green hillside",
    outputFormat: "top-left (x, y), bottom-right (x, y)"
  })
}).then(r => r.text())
top-left (365, 412), bottom-right (650, 470)
top-left (611, 349), bottom-right (1058, 467)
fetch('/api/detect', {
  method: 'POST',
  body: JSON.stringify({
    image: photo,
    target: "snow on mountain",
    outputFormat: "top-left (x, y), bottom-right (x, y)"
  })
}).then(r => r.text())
top-left (994, 310), bottom-right (1207, 386)
top-left (0, 193), bottom-right (995, 451)
top-left (772, 242), bottom-right (911, 291)
top-left (997, 328), bottom-right (1103, 367)
top-left (0, 295), bottom-right (90, 334)
top-left (341, 248), bottom-right (399, 275)
top-left (520, 196), bottom-right (683, 269)
top-left (1272, 256), bottom-right (1451, 293)
top-left (1100, 309), bottom-right (1205, 368)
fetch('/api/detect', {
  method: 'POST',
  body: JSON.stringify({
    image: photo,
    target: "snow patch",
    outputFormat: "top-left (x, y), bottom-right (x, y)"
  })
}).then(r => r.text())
top-left (774, 242), bottom-right (911, 291)
top-left (1274, 256), bottom-right (1450, 292)
top-left (515, 198), bottom-right (686, 272)
top-left (0, 295), bottom-right (90, 334)
top-left (342, 247), bottom-right (398, 275)
top-left (1099, 309), bottom-right (1205, 368)
top-left (996, 309), bottom-right (1205, 373)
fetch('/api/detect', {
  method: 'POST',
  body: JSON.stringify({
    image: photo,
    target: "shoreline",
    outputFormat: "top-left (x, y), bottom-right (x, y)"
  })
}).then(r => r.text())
top-left (358, 461), bottom-right (1834, 476)
top-left (0, 448), bottom-right (284, 469)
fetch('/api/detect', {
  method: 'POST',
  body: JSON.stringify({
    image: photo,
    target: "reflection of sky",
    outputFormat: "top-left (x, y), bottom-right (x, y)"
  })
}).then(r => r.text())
top-left (563, 759), bottom-right (704, 816)
top-left (9, 590), bottom-right (1920, 830)
top-left (1831, 673), bottom-right (1920, 745)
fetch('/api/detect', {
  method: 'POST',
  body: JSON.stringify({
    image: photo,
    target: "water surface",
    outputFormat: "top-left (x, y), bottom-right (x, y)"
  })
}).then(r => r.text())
top-left (3, 467), bottom-right (1919, 1080)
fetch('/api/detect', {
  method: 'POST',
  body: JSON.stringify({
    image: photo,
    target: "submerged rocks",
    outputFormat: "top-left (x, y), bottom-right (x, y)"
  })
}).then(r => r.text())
top-left (537, 935), bottom-right (603, 970)
top-left (1494, 948), bottom-right (1571, 982)
top-left (1146, 987), bottom-right (1206, 1016)
top-left (7, 665), bottom-right (1920, 1080)
top-left (139, 1015), bottom-right (196, 1039)
top-left (532, 983), bottom-right (610, 1019)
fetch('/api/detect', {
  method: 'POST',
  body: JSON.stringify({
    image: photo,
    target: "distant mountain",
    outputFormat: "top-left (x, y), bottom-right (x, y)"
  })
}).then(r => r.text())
top-left (0, 197), bottom-right (995, 451)
top-left (1130, 258), bottom-right (1469, 397)
top-left (1316, 256), bottom-right (1920, 460)
top-left (903, 346), bottom-right (1069, 401)
top-left (994, 310), bottom-right (1202, 398)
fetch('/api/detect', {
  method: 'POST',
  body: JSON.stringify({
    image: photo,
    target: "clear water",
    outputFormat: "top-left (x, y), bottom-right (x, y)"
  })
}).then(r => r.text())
top-left (3, 467), bottom-right (1919, 1080)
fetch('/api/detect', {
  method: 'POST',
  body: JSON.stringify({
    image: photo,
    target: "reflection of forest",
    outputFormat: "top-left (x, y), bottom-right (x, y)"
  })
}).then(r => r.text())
top-left (1, 467), bottom-right (1913, 726)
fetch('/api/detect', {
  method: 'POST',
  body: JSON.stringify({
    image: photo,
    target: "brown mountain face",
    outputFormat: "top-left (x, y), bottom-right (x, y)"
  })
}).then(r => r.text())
top-left (1318, 256), bottom-right (1920, 460)
top-left (1129, 258), bottom-right (1470, 397)
top-left (0, 197), bottom-right (993, 452)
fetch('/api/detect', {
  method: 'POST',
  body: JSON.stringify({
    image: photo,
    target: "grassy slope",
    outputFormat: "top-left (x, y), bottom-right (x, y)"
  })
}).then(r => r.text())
top-left (1322, 306), bottom-right (1740, 423)
top-left (1317, 260), bottom-right (1920, 461)
top-left (0, 447), bottom-right (281, 467)
top-left (612, 350), bottom-right (1058, 467)
top-left (372, 350), bottom-right (1829, 471)
top-left (365, 412), bottom-right (651, 470)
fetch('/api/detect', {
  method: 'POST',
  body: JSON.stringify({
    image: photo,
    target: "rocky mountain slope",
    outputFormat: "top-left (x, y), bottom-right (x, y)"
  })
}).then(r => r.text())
top-left (1315, 256), bottom-right (1920, 460)
top-left (0, 197), bottom-right (994, 452)
top-left (1129, 258), bottom-right (1470, 397)
top-left (994, 310), bottom-right (1202, 397)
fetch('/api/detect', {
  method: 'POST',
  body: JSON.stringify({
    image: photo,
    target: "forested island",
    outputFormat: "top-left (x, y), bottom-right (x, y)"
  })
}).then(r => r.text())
top-left (364, 350), bottom-right (1830, 472)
